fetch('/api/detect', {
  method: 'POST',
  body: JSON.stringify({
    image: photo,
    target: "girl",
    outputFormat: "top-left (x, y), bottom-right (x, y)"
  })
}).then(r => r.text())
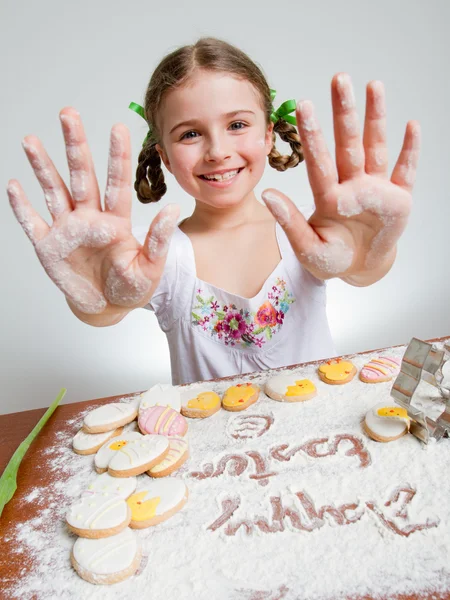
top-left (7, 37), bottom-right (420, 385)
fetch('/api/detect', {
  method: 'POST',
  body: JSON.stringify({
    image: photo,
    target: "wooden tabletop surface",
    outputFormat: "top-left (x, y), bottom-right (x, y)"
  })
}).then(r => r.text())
top-left (1, 337), bottom-right (448, 599)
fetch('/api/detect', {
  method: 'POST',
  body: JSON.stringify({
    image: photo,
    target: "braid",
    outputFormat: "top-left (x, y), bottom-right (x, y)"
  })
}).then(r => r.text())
top-left (268, 119), bottom-right (304, 172)
top-left (134, 142), bottom-right (167, 204)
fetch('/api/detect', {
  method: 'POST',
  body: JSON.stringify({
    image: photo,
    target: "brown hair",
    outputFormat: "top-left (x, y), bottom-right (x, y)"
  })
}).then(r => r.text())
top-left (134, 37), bottom-right (304, 204)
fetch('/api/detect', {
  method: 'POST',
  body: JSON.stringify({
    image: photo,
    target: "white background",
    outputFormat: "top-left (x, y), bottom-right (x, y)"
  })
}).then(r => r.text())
top-left (2, 0), bottom-right (449, 413)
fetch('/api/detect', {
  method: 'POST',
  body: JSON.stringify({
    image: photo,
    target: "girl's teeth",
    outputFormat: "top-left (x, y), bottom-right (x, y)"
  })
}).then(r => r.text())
top-left (203, 169), bottom-right (240, 181)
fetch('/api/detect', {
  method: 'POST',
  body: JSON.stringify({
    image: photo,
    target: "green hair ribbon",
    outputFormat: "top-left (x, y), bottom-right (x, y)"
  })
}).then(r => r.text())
top-left (269, 89), bottom-right (298, 126)
top-left (129, 102), bottom-right (152, 147)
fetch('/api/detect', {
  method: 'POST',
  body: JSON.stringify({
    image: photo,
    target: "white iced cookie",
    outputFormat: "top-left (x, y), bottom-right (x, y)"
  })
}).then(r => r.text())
top-left (95, 432), bottom-right (144, 474)
top-left (127, 478), bottom-right (188, 529)
top-left (66, 493), bottom-right (131, 539)
top-left (264, 374), bottom-right (317, 402)
top-left (148, 437), bottom-right (189, 478)
top-left (139, 383), bottom-right (181, 414)
top-left (72, 426), bottom-right (124, 455)
top-left (71, 527), bottom-right (141, 585)
top-left (83, 472), bottom-right (137, 500)
top-left (363, 402), bottom-right (410, 442)
top-left (83, 403), bottom-right (138, 434)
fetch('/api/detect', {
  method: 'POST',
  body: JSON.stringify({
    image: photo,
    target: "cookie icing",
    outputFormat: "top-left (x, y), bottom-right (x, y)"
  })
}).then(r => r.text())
top-left (67, 494), bottom-right (129, 530)
top-left (73, 428), bottom-right (120, 452)
top-left (223, 384), bottom-right (256, 408)
top-left (83, 403), bottom-right (136, 429)
top-left (138, 406), bottom-right (188, 437)
top-left (139, 384), bottom-right (181, 414)
top-left (149, 437), bottom-right (188, 475)
top-left (360, 356), bottom-right (401, 381)
top-left (185, 391), bottom-right (221, 411)
top-left (266, 374), bottom-right (316, 397)
top-left (127, 479), bottom-right (188, 521)
top-left (72, 528), bottom-right (139, 575)
top-left (365, 402), bottom-right (410, 438)
top-left (95, 432), bottom-right (144, 471)
top-left (319, 359), bottom-right (355, 381)
top-left (83, 473), bottom-right (137, 499)
top-left (108, 435), bottom-right (169, 472)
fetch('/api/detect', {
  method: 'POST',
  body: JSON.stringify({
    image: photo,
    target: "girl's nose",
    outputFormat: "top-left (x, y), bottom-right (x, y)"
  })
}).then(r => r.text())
top-left (204, 133), bottom-right (232, 162)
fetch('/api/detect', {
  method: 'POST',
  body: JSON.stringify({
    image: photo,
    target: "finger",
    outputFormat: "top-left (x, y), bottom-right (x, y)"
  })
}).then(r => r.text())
top-left (104, 124), bottom-right (132, 218)
top-left (140, 203), bottom-right (180, 270)
top-left (391, 121), bottom-right (421, 192)
top-left (7, 179), bottom-right (50, 245)
top-left (332, 73), bottom-right (365, 181)
top-left (296, 100), bottom-right (338, 200)
top-left (59, 107), bottom-right (101, 209)
top-left (363, 81), bottom-right (389, 177)
top-left (22, 135), bottom-right (73, 218)
top-left (261, 188), bottom-right (317, 255)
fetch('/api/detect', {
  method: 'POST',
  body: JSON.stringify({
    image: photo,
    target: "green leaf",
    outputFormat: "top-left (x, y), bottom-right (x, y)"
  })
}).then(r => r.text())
top-left (196, 295), bottom-right (205, 304)
top-left (0, 388), bottom-right (66, 517)
top-left (216, 312), bottom-right (225, 320)
top-left (253, 326), bottom-right (266, 335)
top-left (192, 313), bottom-right (202, 322)
top-left (265, 328), bottom-right (273, 340)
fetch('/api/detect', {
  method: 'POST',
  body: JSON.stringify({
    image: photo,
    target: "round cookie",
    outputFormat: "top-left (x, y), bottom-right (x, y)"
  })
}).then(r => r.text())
top-left (83, 403), bottom-right (138, 434)
top-left (181, 390), bottom-right (221, 418)
top-left (148, 436), bottom-right (189, 478)
top-left (83, 472), bottom-right (137, 499)
top-left (126, 479), bottom-right (188, 529)
top-left (318, 359), bottom-right (356, 385)
top-left (66, 493), bottom-right (131, 539)
top-left (363, 402), bottom-right (410, 442)
top-left (72, 426), bottom-right (124, 455)
top-left (265, 375), bottom-right (317, 402)
top-left (138, 406), bottom-right (188, 437)
top-left (359, 355), bottom-right (401, 383)
top-left (139, 383), bottom-right (181, 414)
top-left (222, 383), bottom-right (260, 412)
top-left (94, 432), bottom-right (143, 474)
top-left (71, 527), bottom-right (141, 585)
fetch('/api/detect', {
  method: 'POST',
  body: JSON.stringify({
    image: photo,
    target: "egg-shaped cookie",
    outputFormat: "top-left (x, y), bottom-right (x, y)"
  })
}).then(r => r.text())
top-left (83, 402), bottom-right (138, 434)
top-left (265, 374), bottom-right (317, 402)
top-left (222, 383), bottom-right (260, 412)
top-left (181, 390), bottom-right (221, 418)
top-left (363, 402), bottom-right (410, 442)
top-left (127, 478), bottom-right (188, 529)
top-left (318, 359), bottom-right (356, 385)
top-left (359, 355), bottom-right (401, 383)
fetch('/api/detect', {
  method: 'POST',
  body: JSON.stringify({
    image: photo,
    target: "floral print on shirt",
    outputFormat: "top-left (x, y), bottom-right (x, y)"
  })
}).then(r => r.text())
top-left (191, 277), bottom-right (295, 348)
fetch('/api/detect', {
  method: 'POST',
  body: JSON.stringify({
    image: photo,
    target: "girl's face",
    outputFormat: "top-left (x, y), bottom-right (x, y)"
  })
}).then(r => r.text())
top-left (156, 70), bottom-right (274, 209)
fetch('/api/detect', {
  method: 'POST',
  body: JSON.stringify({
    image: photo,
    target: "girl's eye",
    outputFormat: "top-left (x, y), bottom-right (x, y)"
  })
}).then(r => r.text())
top-left (229, 121), bottom-right (247, 131)
top-left (180, 121), bottom-right (248, 141)
top-left (180, 130), bottom-right (199, 140)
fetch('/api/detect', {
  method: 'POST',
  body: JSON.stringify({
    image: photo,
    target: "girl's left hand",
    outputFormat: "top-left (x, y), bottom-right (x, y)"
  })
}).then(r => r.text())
top-left (262, 73), bottom-right (420, 286)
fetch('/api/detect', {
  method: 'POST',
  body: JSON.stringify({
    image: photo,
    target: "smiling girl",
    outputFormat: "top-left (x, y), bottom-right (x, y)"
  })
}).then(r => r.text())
top-left (7, 37), bottom-right (420, 384)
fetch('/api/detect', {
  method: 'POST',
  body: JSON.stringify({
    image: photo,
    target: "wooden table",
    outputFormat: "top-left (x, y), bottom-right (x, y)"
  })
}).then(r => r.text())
top-left (1, 337), bottom-right (449, 599)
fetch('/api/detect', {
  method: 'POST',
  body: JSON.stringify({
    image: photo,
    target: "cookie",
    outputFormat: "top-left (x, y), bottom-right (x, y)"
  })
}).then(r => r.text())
top-left (264, 375), bottom-right (317, 402)
top-left (138, 405), bottom-right (188, 437)
top-left (126, 479), bottom-right (188, 529)
top-left (318, 359), bottom-right (356, 385)
top-left (71, 528), bottom-right (141, 585)
top-left (72, 426), bottom-right (124, 455)
top-left (363, 403), bottom-right (410, 442)
top-left (83, 403), bottom-right (138, 434)
top-left (139, 383), bottom-right (181, 414)
top-left (359, 355), bottom-right (401, 383)
top-left (95, 432), bottom-right (170, 477)
top-left (148, 437), bottom-right (189, 478)
top-left (66, 493), bottom-right (131, 539)
top-left (181, 390), bottom-right (221, 418)
top-left (222, 383), bottom-right (260, 412)
top-left (84, 472), bottom-right (137, 499)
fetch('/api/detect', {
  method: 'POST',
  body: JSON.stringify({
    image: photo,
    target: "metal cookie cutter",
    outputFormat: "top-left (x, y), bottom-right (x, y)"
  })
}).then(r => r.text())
top-left (390, 338), bottom-right (450, 443)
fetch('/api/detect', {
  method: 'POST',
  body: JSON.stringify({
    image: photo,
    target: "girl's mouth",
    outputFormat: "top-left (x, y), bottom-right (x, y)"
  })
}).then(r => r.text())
top-left (198, 167), bottom-right (244, 186)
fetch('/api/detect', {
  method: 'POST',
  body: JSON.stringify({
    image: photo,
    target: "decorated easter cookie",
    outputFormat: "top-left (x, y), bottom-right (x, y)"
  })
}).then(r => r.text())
top-left (83, 472), bottom-right (137, 499)
top-left (181, 390), bottom-right (221, 419)
top-left (265, 375), bottom-right (317, 402)
top-left (359, 355), bottom-right (401, 383)
top-left (222, 383), bottom-right (260, 412)
top-left (363, 402), bottom-right (410, 442)
top-left (83, 403), bottom-right (137, 434)
top-left (148, 437), bottom-right (189, 477)
top-left (71, 527), bottom-right (141, 585)
top-left (66, 493), bottom-right (131, 539)
top-left (139, 383), bottom-right (181, 414)
top-left (72, 426), bottom-right (124, 455)
top-left (126, 479), bottom-right (188, 529)
top-left (138, 405), bottom-right (188, 437)
top-left (318, 359), bottom-right (356, 385)
top-left (95, 432), bottom-right (169, 477)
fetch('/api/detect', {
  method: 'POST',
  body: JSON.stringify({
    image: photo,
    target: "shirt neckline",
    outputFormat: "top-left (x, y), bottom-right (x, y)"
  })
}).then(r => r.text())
top-left (176, 221), bottom-right (285, 303)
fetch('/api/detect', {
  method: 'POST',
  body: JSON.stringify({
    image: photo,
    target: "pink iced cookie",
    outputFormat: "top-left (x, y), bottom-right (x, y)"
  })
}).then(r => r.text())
top-left (138, 406), bottom-right (188, 437)
top-left (359, 356), bottom-right (401, 383)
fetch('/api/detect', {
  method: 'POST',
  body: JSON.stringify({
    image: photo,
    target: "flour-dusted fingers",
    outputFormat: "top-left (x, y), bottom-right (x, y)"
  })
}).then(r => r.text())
top-left (140, 203), bottom-right (180, 267)
top-left (104, 124), bottom-right (133, 218)
top-left (7, 179), bottom-right (50, 244)
top-left (390, 121), bottom-right (421, 193)
top-left (332, 73), bottom-right (365, 181)
top-left (59, 107), bottom-right (102, 208)
top-left (295, 100), bottom-right (338, 200)
top-left (363, 81), bottom-right (389, 177)
top-left (21, 135), bottom-right (74, 218)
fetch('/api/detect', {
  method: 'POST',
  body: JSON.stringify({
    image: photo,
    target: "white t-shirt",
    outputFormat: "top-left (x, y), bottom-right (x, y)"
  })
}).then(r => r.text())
top-left (133, 223), bottom-right (336, 385)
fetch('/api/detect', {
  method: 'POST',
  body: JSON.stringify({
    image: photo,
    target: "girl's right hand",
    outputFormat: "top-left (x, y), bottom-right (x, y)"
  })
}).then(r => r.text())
top-left (7, 107), bottom-right (179, 324)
